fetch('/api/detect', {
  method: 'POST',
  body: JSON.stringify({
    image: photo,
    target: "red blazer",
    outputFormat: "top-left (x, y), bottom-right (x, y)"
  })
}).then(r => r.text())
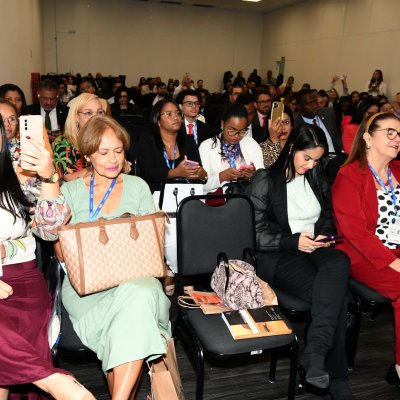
top-left (332, 160), bottom-right (400, 271)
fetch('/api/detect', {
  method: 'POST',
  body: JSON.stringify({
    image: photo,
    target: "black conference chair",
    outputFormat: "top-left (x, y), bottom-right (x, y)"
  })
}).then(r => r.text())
top-left (174, 194), bottom-right (298, 400)
top-left (347, 278), bottom-right (391, 369)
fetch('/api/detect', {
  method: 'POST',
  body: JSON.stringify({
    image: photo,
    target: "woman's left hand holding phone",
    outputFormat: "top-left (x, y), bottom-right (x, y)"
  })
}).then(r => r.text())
top-left (298, 232), bottom-right (329, 253)
top-left (20, 137), bottom-right (60, 199)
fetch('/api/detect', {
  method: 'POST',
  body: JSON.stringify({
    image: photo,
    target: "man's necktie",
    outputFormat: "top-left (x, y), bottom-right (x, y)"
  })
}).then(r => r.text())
top-left (262, 116), bottom-right (266, 128)
top-left (45, 110), bottom-right (51, 131)
top-left (187, 123), bottom-right (194, 135)
top-left (312, 118), bottom-right (317, 125)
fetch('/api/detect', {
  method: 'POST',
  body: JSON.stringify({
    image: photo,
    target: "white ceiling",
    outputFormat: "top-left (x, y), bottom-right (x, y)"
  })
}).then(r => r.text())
top-left (137, 0), bottom-right (306, 13)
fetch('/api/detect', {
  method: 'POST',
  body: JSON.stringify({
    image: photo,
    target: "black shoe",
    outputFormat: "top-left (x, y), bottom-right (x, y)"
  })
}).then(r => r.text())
top-left (300, 353), bottom-right (329, 389)
top-left (329, 378), bottom-right (355, 400)
top-left (386, 363), bottom-right (400, 389)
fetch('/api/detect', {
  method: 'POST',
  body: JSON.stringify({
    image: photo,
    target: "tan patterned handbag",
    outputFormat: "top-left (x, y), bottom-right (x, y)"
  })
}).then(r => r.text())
top-left (57, 212), bottom-right (167, 295)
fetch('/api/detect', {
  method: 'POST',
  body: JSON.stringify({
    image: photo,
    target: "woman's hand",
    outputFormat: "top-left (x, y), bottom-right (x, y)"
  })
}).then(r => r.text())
top-left (170, 159), bottom-right (200, 179)
top-left (268, 117), bottom-right (283, 144)
top-left (219, 167), bottom-right (241, 183)
top-left (19, 137), bottom-right (55, 179)
top-left (389, 259), bottom-right (400, 273)
top-left (298, 232), bottom-right (328, 253)
top-left (0, 280), bottom-right (13, 300)
top-left (238, 164), bottom-right (256, 180)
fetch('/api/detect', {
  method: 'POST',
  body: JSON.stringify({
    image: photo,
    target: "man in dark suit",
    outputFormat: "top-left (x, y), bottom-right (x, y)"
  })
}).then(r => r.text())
top-left (294, 89), bottom-right (343, 153)
top-left (176, 89), bottom-right (213, 146)
top-left (27, 79), bottom-right (68, 141)
top-left (252, 90), bottom-right (271, 142)
top-left (236, 93), bottom-right (266, 143)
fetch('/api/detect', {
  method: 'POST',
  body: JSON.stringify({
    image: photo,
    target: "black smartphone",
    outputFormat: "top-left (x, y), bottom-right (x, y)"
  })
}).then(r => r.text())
top-left (315, 235), bottom-right (344, 243)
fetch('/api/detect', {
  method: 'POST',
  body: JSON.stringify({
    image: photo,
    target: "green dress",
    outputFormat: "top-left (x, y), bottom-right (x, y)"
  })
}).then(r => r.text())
top-left (60, 175), bottom-right (171, 373)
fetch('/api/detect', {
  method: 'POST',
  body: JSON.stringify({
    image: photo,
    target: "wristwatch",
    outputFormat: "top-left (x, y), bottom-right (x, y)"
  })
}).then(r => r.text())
top-left (39, 171), bottom-right (60, 183)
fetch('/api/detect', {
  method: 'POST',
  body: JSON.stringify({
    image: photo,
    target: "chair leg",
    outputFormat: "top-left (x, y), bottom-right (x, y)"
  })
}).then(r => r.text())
top-left (288, 338), bottom-right (299, 400)
top-left (195, 345), bottom-right (205, 400)
top-left (346, 295), bottom-right (362, 369)
top-left (268, 352), bottom-right (277, 383)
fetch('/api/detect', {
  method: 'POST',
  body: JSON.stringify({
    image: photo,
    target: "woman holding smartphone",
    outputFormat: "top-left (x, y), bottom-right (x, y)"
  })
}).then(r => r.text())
top-left (0, 118), bottom-right (95, 399)
top-left (199, 103), bottom-right (264, 194)
top-left (247, 124), bottom-right (352, 399)
top-left (135, 99), bottom-right (207, 294)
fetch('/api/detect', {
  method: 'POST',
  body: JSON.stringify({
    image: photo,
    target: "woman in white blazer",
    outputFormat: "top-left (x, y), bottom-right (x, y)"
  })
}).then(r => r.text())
top-left (199, 103), bottom-right (264, 194)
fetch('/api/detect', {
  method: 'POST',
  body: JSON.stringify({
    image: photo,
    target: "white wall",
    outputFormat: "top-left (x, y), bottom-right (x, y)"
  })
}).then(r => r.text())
top-left (1, 0), bottom-right (44, 102)
top-left (261, 0), bottom-right (400, 99)
top-left (42, 0), bottom-right (264, 92)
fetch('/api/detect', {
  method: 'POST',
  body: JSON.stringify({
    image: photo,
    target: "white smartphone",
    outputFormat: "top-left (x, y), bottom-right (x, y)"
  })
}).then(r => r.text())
top-left (19, 115), bottom-right (44, 169)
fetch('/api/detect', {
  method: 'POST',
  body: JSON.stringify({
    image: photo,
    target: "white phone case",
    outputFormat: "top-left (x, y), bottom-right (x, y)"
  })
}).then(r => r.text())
top-left (19, 115), bottom-right (44, 169)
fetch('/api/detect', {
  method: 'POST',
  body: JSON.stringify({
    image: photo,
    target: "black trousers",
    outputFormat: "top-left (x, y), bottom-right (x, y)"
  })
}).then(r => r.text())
top-left (258, 247), bottom-right (351, 379)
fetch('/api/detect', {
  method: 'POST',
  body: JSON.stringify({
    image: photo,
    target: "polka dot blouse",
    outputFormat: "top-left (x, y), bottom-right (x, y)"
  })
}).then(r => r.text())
top-left (375, 188), bottom-right (400, 249)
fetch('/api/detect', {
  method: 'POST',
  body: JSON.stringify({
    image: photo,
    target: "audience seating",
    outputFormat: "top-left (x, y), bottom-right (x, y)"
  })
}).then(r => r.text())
top-left (174, 194), bottom-right (299, 400)
top-left (347, 278), bottom-right (391, 369)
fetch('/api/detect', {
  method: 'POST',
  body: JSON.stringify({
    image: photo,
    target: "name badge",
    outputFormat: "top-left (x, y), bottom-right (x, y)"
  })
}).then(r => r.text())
top-left (387, 216), bottom-right (400, 244)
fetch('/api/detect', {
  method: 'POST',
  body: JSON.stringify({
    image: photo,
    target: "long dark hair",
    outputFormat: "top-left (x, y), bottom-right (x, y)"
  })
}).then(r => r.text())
top-left (0, 119), bottom-right (30, 222)
top-left (150, 99), bottom-right (186, 150)
top-left (369, 69), bottom-right (383, 88)
top-left (270, 123), bottom-right (329, 186)
top-left (0, 83), bottom-right (29, 116)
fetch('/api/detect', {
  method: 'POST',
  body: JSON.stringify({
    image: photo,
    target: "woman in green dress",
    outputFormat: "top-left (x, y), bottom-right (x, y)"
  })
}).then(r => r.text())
top-left (47, 116), bottom-right (171, 399)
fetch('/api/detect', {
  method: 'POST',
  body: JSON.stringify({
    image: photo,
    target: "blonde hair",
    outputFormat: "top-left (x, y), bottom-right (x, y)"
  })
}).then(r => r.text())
top-left (78, 115), bottom-right (130, 157)
top-left (64, 93), bottom-right (101, 148)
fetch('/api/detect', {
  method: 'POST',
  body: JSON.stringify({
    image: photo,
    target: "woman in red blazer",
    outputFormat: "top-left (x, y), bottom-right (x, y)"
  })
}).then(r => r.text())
top-left (332, 111), bottom-right (400, 388)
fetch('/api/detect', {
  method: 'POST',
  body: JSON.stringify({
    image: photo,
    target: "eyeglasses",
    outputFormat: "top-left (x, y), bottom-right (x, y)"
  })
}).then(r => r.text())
top-left (2, 115), bottom-right (18, 126)
top-left (226, 128), bottom-right (248, 137)
top-left (78, 109), bottom-right (106, 119)
top-left (373, 128), bottom-right (400, 140)
top-left (256, 100), bottom-right (272, 104)
top-left (182, 101), bottom-right (200, 108)
top-left (161, 110), bottom-right (183, 119)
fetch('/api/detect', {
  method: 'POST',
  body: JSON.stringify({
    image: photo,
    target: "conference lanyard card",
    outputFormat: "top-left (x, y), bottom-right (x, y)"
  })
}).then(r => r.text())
top-left (387, 216), bottom-right (400, 244)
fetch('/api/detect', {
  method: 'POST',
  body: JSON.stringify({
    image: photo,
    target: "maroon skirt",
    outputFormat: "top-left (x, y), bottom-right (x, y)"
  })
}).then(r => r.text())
top-left (0, 260), bottom-right (66, 397)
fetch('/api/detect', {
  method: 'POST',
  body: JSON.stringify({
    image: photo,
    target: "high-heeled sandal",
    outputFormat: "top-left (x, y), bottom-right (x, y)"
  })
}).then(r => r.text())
top-left (163, 267), bottom-right (175, 296)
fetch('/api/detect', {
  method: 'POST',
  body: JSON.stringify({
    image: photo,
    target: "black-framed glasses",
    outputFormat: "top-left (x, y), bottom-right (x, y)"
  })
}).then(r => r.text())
top-left (161, 110), bottom-right (183, 119)
top-left (78, 109), bottom-right (106, 119)
top-left (226, 128), bottom-right (248, 137)
top-left (373, 128), bottom-right (400, 140)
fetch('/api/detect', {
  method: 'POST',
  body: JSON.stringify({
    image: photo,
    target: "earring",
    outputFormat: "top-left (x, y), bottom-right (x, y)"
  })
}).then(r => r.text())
top-left (366, 144), bottom-right (371, 149)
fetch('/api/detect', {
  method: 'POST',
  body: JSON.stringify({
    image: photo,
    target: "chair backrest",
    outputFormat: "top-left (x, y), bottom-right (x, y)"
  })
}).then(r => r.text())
top-left (177, 194), bottom-right (255, 289)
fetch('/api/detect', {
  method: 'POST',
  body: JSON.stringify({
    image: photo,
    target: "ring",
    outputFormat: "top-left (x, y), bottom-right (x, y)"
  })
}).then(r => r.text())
top-left (308, 246), bottom-right (315, 251)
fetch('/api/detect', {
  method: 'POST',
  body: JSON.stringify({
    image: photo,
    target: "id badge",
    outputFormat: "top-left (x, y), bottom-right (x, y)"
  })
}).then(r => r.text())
top-left (387, 216), bottom-right (400, 244)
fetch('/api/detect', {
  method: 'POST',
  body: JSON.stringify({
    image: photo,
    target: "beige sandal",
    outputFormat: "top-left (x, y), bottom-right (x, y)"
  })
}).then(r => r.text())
top-left (163, 267), bottom-right (175, 296)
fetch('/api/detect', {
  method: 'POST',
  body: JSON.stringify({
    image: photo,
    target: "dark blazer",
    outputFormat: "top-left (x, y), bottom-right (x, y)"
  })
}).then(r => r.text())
top-left (247, 168), bottom-right (336, 272)
top-left (134, 132), bottom-right (202, 193)
top-left (294, 107), bottom-right (343, 153)
top-left (332, 160), bottom-right (400, 272)
top-left (181, 119), bottom-right (214, 147)
top-left (252, 112), bottom-right (268, 143)
top-left (27, 103), bottom-right (69, 133)
top-left (251, 121), bottom-right (267, 144)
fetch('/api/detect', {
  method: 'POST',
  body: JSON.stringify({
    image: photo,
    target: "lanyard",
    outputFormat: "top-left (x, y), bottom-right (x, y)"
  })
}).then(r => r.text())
top-left (221, 140), bottom-right (239, 169)
top-left (368, 163), bottom-right (397, 217)
top-left (89, 174), bottom-right (117, 221)
top-left (163, 143), bottom-right (177, 169)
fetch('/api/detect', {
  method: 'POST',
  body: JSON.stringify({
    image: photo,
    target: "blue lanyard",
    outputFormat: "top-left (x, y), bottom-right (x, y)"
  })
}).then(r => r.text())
top-left (89, 174), bottom-right (117, 221)
top-left (221, 140), bottom-right (239, 169)
top-left (163, 144), bottom-right (177, 169)
top-left (368, 163), bottom-right (397, 217)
